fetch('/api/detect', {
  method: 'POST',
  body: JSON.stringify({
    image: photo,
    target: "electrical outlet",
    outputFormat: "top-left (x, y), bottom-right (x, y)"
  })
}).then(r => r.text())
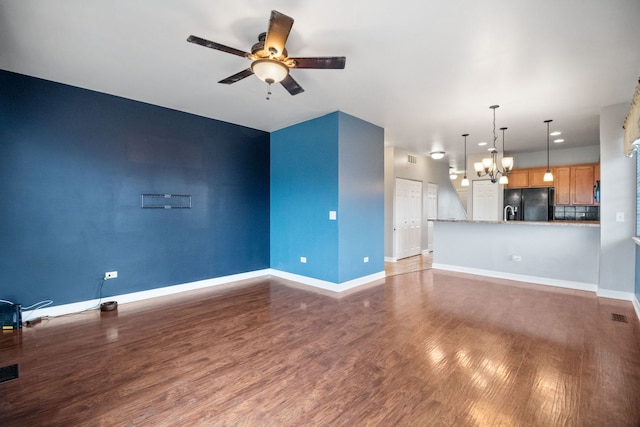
top-left (104, 271), bottom-right (118, 280)
top-left (363, 257), bottom-right (369, 263)
top-left (300, 257), bottom-right (307, 263)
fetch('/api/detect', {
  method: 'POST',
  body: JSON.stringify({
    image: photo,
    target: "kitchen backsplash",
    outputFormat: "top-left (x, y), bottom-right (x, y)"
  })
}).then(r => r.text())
top-left (553, 206), bottom-right (599, 221)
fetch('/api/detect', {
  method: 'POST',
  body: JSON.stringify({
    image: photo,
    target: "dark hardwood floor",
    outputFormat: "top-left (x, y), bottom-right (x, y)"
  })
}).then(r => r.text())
top-left (1, 269), bottom-right (639, 426)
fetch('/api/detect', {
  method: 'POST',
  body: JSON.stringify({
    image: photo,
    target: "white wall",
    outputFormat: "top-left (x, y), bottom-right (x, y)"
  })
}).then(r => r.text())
top-left (433, 221), bottom-right (600, 289)
top-left (513, 145), bottom-right (600, 168)
top-left (598, 103), bottom-right (636, 295)
top-left (384, 146), bottom-right (395, 257)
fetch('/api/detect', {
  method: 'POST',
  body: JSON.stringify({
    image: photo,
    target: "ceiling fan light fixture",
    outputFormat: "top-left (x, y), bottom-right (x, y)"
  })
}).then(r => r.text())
top-left (251, 59), bottom-right (289, 83)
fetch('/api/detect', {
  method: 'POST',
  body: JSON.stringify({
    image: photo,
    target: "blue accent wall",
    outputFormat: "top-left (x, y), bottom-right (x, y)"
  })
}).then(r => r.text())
top-left (270, 113), bottom-right (340, 282)
top-left (270, 111), bottom-right (384, 284)
top-left (0, 70), bottom-right (270, 307)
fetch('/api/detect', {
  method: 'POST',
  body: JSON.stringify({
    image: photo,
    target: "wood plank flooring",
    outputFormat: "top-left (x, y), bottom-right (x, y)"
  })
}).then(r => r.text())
top-left (1, 269), bottom-right (639, 426)
top-left (385, 253), bottom-right (433, 276)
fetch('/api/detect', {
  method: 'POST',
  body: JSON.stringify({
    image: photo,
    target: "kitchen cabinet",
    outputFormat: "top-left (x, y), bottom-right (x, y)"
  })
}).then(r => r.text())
top-left (571, 164), bottom-right (595, 205)
top-left (506, 170), bottom-right (529, 188)
top-left (505, 163), bottom-right (599, 206)
top-left (506, 168), bottom-right (553, 188)
top-left (554, 167), bottom-right (571, 205)
top-left (529, 168), bottom-right (554, 188)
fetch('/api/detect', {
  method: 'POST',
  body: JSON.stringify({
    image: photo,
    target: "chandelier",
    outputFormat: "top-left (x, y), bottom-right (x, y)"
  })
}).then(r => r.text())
top-left (473, 105), bottom-right (514, 184)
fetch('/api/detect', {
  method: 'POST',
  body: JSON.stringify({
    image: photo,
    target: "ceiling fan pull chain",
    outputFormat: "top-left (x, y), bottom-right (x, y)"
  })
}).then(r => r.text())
top-left (266, 82), bottom-right (272, 100)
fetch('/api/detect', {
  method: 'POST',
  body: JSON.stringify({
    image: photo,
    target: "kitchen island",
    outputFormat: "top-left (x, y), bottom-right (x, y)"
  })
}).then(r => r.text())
top-left (432, 219), bottom-right (600, 292)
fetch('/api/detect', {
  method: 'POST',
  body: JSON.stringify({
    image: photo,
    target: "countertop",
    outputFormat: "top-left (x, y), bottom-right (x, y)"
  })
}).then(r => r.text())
top-left (434, 219), bottom-right (600, 227)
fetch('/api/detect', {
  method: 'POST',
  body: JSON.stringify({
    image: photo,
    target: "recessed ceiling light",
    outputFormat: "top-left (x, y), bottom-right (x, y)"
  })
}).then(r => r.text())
top-left (550, 131), bottom-right (562, 136)
top-left (478, 142), bottom-right (488, 146)
top-left (554, 138), bottom-right (564, 143)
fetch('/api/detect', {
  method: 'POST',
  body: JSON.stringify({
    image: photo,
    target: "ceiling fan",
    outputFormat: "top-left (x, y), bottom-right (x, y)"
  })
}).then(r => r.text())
top-left (187, 10), bottom-right (346, 98)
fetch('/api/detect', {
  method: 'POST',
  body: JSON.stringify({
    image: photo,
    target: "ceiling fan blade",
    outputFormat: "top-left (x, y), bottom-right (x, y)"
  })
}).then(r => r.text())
top-left (264, 10), bottom-right (294, 57)
top-left (290, 57), bottom-right (346, 69)
top-left (187, 35), bottom-right (251, 58)
top-left (218, 68), bottom-right (254, 84)
top-left (280, 74), bottom-right (305, 96)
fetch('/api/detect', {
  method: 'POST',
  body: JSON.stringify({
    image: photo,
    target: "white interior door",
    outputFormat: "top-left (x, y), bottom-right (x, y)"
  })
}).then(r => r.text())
top-left (426, 183), bottom-right (438, 220)
top-left (472, 180), bottom-right (499, 221)
top-left (427, 221), bottom-right (434, 252)
top-left (394, 178), bottom-right (422, 260)
top-left (425, 183), bottom-right (438, 253)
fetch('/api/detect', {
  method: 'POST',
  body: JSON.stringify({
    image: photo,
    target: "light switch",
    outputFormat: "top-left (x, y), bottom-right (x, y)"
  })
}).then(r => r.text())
top-left (616, 212), bottom-right (625, 222)
top-left (329, 211), bottom-right (337, 220)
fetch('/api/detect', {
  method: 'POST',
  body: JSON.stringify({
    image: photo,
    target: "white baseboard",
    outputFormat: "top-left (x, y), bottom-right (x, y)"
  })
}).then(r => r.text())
top-left (21, 268), bottom-right (386, 320)
top-left (596, 288), bottom-right (636, 301)
top-left (22, 269), bottom-right (271, 320)
top-left (432, 263), bottom-right (598, 293)
top-left (632, 294), bottom-right (640, 322)
top-left (268, 269), bottom-right (386, 293)
top-left (384, 256), bottom-right (397, 263)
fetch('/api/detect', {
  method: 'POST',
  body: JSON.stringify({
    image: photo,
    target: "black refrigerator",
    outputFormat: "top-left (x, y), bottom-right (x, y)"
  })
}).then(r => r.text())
top-left (504, 187), bottom-right (554, 221)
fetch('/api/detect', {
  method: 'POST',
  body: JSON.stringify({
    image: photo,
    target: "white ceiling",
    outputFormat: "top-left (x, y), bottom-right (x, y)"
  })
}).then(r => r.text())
top-left (1, 0), bottom-right (639, 171)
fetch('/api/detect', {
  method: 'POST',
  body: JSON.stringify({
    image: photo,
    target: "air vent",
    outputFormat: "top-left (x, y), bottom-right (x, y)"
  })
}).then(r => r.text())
top-left (408, 155), bottom-right (417, 165)
top-left (0, 364), bottom-right (19, 383)
top-left (611, 313), bottom-right (628, 323)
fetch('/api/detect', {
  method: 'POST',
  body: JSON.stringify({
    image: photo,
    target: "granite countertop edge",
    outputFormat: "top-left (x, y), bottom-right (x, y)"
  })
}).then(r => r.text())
top-left (433, 219), bottom-right (600, 227)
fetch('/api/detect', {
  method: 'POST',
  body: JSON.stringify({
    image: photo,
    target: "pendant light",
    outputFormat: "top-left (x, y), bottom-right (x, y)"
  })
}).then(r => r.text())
top-left (498, 127), bottom-right (511, 184)
top-left (543, 120), bottom-right (554, 182)
top-left (461, 133), bottom-right (470, 187)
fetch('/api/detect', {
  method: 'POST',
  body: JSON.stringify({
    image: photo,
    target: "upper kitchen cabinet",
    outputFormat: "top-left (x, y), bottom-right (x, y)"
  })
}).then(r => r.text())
top-left (529, 167), bottom-right (555, 188)
top-left (571, 164), bottom-right (595, 205)
top-left (555, 167), bottom-right (571, 205)
top-left (507, 163), bottom-right (599, 206)
top-left (506, 170), bottom-right (529, 188)
top-left (557, 163), bottom-right (597, 206)
top-left (505, 168), bottom-right (553, 188)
